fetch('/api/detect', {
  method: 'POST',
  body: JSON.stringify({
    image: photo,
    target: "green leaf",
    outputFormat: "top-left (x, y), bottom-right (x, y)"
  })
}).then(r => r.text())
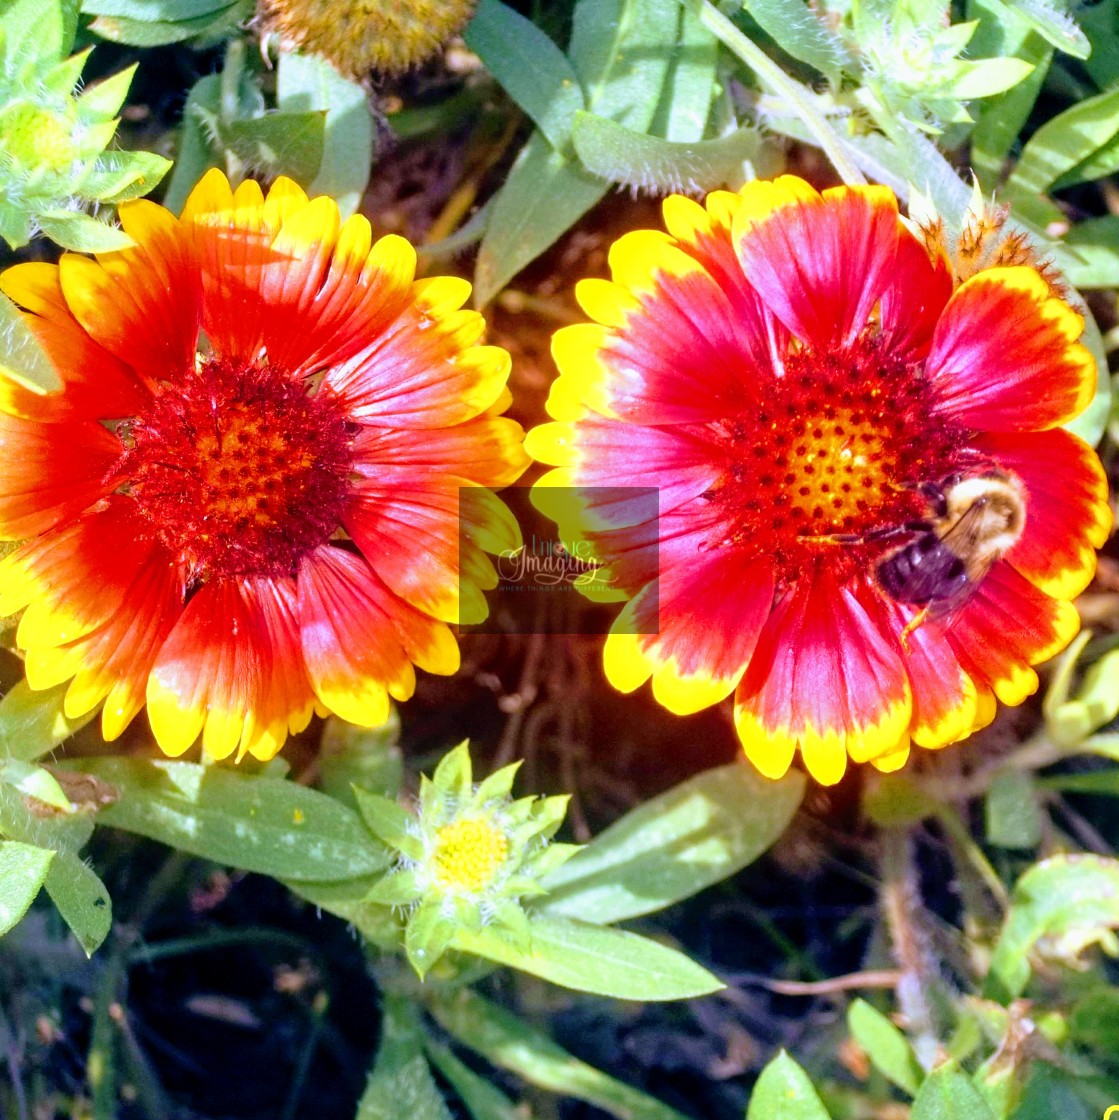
top-left (683, 0), bottom-right (863, 186)
top-left (320, 712), bottom-right (403, 808)
top-left (464, 0), bottom-right (585, 149)
top-left (285, 876), bottom-right (401, 950)
top-left (986, 855), bottom-right (1119, 1003)
top-left (474, 0), bottom-right (679, 305)
top-left (473, 131), bottom-right (608, 307)
top-left (405, 898), bottom-right (456, 978)
top-left (0, 840), bottom-right (54, 937)
top-left (76, 63), bottom-right (136, 119)
top-left (1063, 304), bottom-right (1111, 447)
top-left (573, 111), bottom-right (764, 192)
top-left (69, 758), bottom-right (390, 881)
top-left (36, 209), bottom-right (134, 252)
top-left (0, 780), bottom-right (96, 856)
top-left (81, 0), bottom-right (231, 18)
top-left (357, 993), bottom-right (452, 1120)
top-left (947, 57), bottom-right (1034, 99)
top-left (740, 0), bottom-right (852, 83)
top-left (276, 51), bottom-right (375, 219)
top-left (424, 1039), bottom-right (521, 1120)
top-left (1062, 216), bottom-right (1119, 289)
top-left (969, 15), bottom-right (1052, 192)
top-left (86, 4), bottom-right (240, 45)
top-left (651, 6), bottom-right (717, 142)
top-left (44, 850), bottom-right (111, 956)
top-left (910, 1065), bottom-right (997, 1120)
top-left (164, 73), bottom-right (222, 214)
top-left (224, 110), bottom-right (325, 183)
top-left (452, 914), bottom-right (723, 999)
top-left (80, 150), bottom-right (171, 202)
top-left (1039, 768), bottom-right (1119, 795)
top-left (429, 987), bottom-right (693, 1120)
top-left (984, 770), bottom-right (1042, 849)
top-left (847, 999), bottom-right (923, 1096)
top-left (3, 0), bottom-right (76, 65)
top-left (0, 291), bottom-right (62, 391)
top-left (1004, 87), bottom-right (1119, 203)
top-left (746, 1051), bottom-right (831, 1120)
top-left (0, 681), bottom-right (93, 762)
top-left (980, 0), bottom-right (1089, 58)
top-left (352, 787), bottom-right (418, 853)
top-left (431, 741), bottom-right (473, 800)
top-left (542, 760), bottom-right (803, 924)
top-left (0, 761), bottom-right (71, 812)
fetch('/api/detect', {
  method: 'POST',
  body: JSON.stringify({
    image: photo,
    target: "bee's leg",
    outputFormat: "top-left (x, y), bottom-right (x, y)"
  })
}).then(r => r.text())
top-left (797, 531), bottom-right (864, 544)
top-left (899, 606), bottom-right (930, 652)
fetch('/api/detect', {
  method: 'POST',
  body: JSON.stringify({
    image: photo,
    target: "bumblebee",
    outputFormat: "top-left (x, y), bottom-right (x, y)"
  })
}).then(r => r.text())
top-left (875, 471), bottom-right (1026, 616)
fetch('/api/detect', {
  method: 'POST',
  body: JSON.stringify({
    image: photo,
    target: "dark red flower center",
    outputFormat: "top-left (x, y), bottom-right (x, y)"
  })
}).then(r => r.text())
top-left (119, 359), bottom-right (353, 581)
top-left (707, 333), bottom-right (968, 583)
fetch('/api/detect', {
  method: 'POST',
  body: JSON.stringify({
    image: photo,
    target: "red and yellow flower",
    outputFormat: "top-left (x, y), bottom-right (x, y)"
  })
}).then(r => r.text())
top-left (0, 169), bottom-right (526, 760)
top-left (528, 176), bottom-right (1111, 785)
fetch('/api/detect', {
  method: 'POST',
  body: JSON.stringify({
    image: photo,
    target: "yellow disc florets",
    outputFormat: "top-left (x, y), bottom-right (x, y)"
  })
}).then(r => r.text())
top-left (431, 816), bottom-right (509, 894)
top-left (262, 0), bottom-right (477, 77)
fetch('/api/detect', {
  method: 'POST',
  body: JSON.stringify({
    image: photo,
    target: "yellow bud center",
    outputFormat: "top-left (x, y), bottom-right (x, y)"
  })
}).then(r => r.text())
top-left (431, 817), bottom-right (508, 893)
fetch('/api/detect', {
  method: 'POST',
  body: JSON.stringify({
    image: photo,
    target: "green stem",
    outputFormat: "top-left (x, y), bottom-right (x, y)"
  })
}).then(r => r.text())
top-left (682, 0), bottom-right (866, 186)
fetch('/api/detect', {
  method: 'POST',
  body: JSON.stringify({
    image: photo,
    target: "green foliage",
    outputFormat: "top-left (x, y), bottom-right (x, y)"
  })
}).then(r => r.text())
top-left (71, 757), bottom-right (391, 881)
top-left (0, 0), bottom-right (170, 250)
top-left (165, 39), bottom-right (373, 216)
top-left (540, 758), bottom-right (803, 923)
top-left (746, 1052), bottom-right (832, 1120)
top-left (846, 999), bottom-right (924, 1095)
top-left (81, 0), bottom-right (253, 46)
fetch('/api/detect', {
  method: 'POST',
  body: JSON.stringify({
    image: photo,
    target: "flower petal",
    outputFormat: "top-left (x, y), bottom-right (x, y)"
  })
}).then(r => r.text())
top-left (0, 262), bottom-right (148, 421)
top-left (732, 179), bottom-right (901, 350)
top-left (946, 563), bottom-right (1080, 706)
top-left (0, 414), bottom-right (120, 539)
top-left (926, 266), bottom-right (1095, 431)
top-left (878, 226), bottom-right (953, 361)
top-left (733, 570), bottom-right (912, 785)
top-left (59, 200), bottom-right (201, 384)
top-left (876, 594), bottom-right (981, 749)
top-left (974, 428), bottom-right (1111, 599)
top-left (297, 546), bottom-right (459, 726)
top-left (0, 499), bottom-right (185, 741)
top-left (526, 417), bottom-right (720, 521)
top-left (547, 229), bottom-right (775, 426)
top-left (352, 417), bottom-right (529, 490)
top-left (146, 580), bottom-right (269, 759)
top-left (603, 544), bottom-right (775, 715)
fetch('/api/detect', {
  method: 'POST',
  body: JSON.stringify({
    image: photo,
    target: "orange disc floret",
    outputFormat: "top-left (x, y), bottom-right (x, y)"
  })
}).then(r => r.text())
top-left (0, 169), bottom-right (527, 761)
top-left (527, 175), bottom-right (1111, 786)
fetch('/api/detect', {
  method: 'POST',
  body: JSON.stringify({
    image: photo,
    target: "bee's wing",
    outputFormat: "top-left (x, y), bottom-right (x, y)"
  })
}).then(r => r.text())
top-left (938, 501), bottom-right (1000, 582)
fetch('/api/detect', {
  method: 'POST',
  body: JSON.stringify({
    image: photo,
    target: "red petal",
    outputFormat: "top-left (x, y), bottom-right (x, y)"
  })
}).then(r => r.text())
top-left (297, 546), bottom-right (459, 726)
top-left (946, 563), bottom-right (1080, 707)
top-left (0, 262), bottom-right (149, 421)
top-left (878, 227), bottom-right (953, 361)
top-left (927, 267), bottom-right (1095, 431)
top-left (147, 580), bottom-right (270, 759)
top-left (0, 414), bottom-right (120, 539)
top-left (58, 202), bottom-right (201, 385)
top-left (734, 569), bottom-right (911, 784)
top-left (603, 542), bottom-right (774, 715)
top-left (733, 183), bottom-right (901, 351)
top-left (1, 499), bottom-right (185, 740)
top-left (351, 417), bottom-right (528, 490)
